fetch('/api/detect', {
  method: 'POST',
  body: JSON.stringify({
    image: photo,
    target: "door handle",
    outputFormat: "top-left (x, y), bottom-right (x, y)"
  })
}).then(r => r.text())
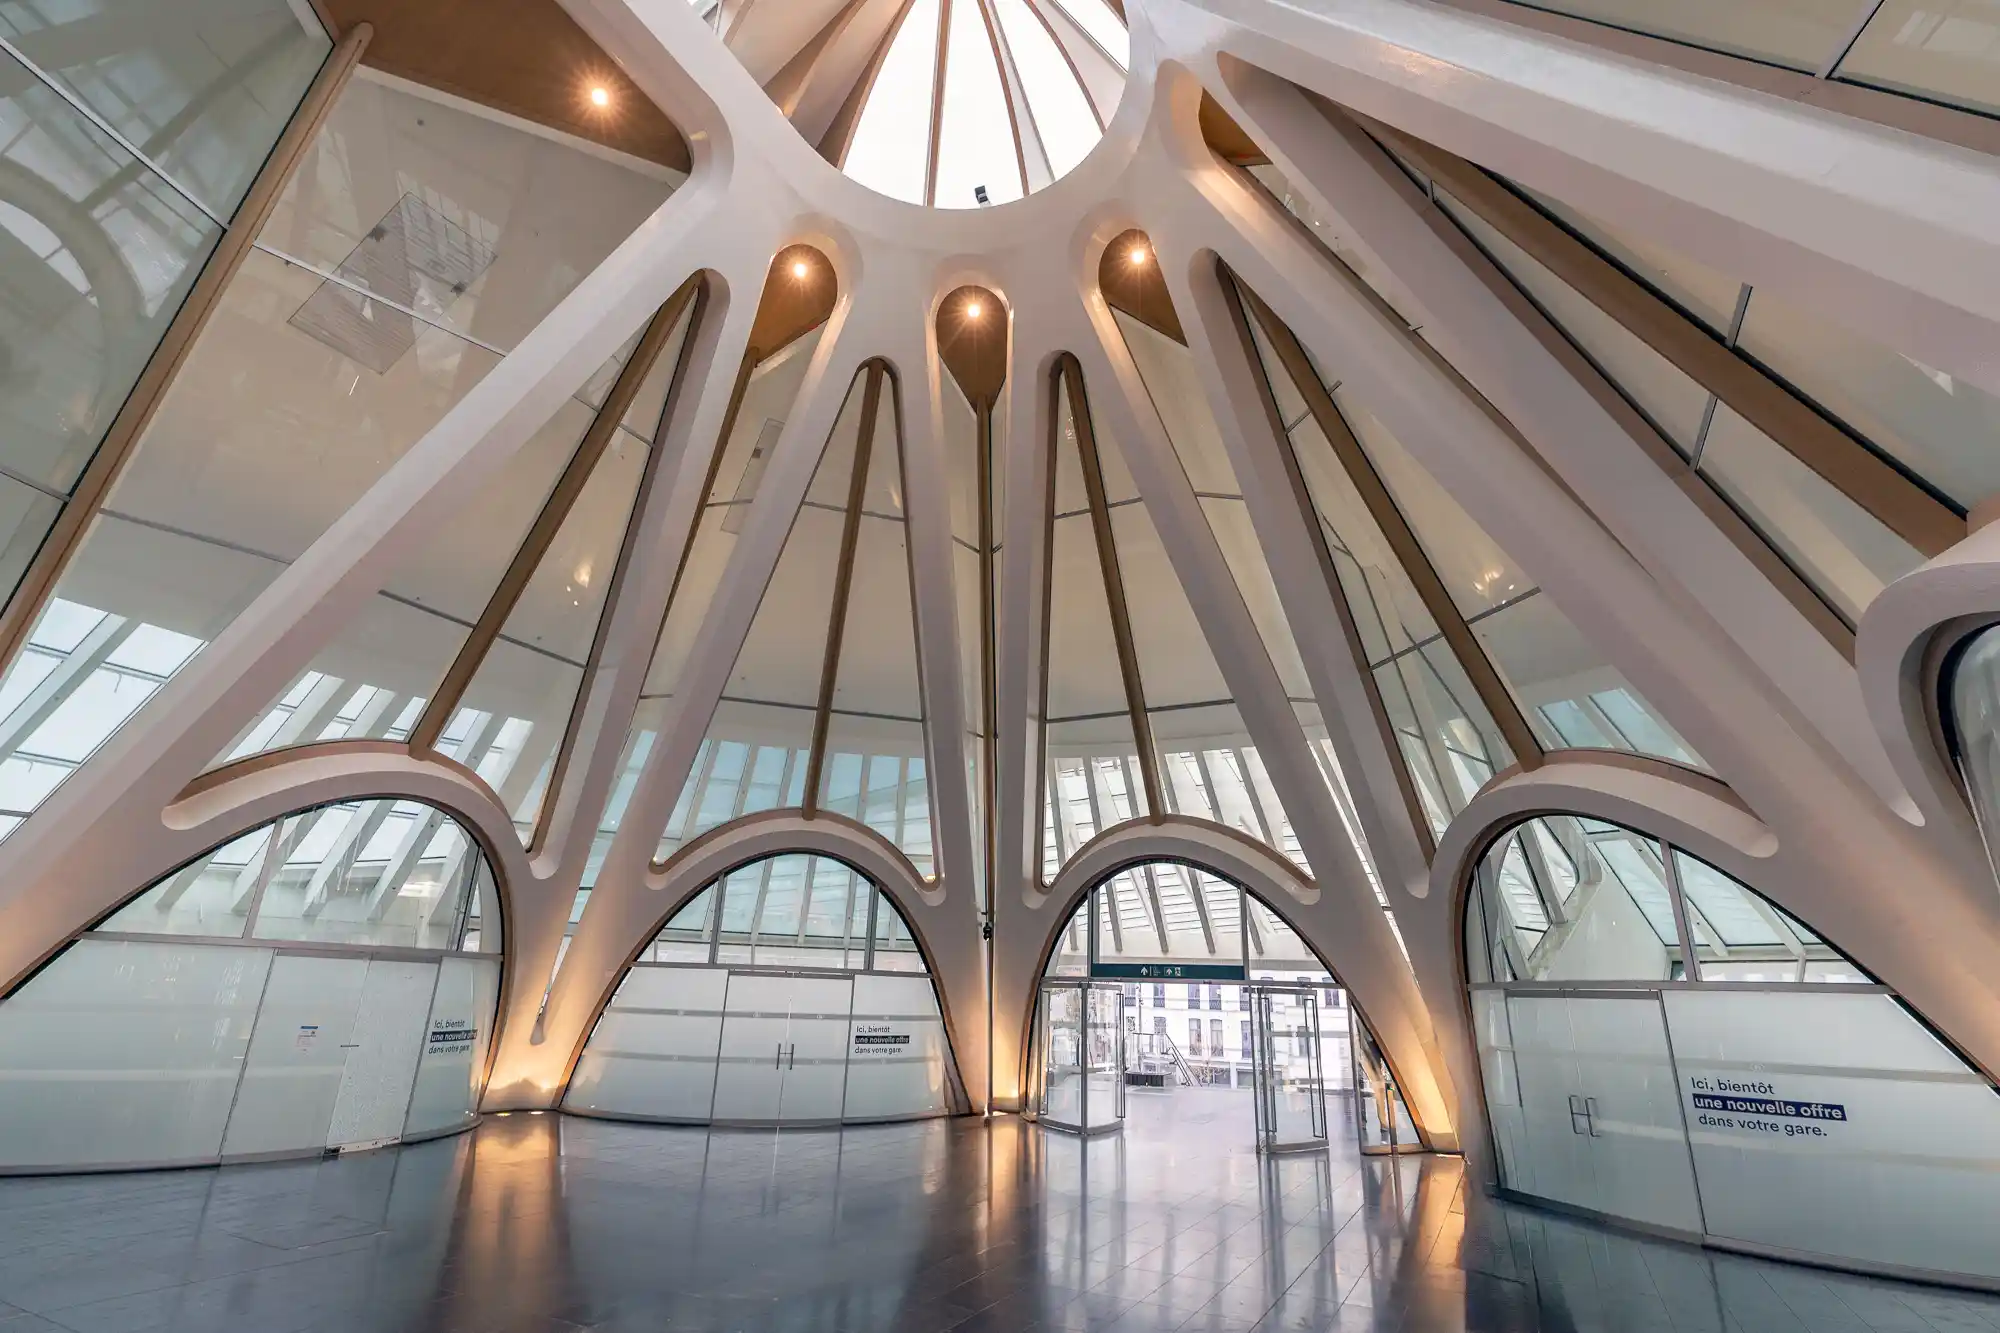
top-left (787, 1044), bottom-right (796, 1071)
top-left (1585, 1097), bottom-right (1602, 1137)
top-left (775, 1043), bottom-right (783, 1069)
top-left (1568, 1093), bottom-right (1590, 1136)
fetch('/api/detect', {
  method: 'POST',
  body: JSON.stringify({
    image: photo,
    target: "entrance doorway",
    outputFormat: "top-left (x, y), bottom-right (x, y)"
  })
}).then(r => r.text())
top-left (1032, 863), bottom-right (1423, 1156)
top-left (1030, 979), bottom-right (1125, 1133)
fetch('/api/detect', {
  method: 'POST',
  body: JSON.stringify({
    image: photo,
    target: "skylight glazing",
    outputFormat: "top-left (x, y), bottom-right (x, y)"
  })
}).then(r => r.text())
top-left (841, 0), bottom-right (1121, 206)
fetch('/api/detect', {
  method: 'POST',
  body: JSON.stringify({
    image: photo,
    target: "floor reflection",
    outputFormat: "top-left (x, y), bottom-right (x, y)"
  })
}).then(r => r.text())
top-left (0, 1091), bottom-right (1995, 1330)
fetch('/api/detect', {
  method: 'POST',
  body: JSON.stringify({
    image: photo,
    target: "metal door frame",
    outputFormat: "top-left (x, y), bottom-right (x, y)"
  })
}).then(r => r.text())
top-left (1033, 978), bottom-right (1125, 1136)
top-left (1249, 982), bottom-right (1328, 1154)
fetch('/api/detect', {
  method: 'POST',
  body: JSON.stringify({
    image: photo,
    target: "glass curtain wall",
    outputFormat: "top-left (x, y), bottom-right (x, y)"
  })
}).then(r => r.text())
top-left (0, 2), bottom-right (331, 613)
top-left (0, 67), bottom-right (684, 841)
top-left (1485, 0), bottom-right (2000, 122)
top-left (1469, 813), bottom-right (2000, 1282)
top-left (652, 362), bottom-right (935, 876)
top-left (1429, 186), bottom-right (1931, 626)
top-left (566, 853), bottom-right (959, 1124)
top-left (1042, 868), bottom-right (1379, 1099)
top-left (1946, 625), bottom-right (2000, 891)
top-left (1106, 264), bottom-right (1385, 894)
top-left (0, 798), bottom-right (502, 1171)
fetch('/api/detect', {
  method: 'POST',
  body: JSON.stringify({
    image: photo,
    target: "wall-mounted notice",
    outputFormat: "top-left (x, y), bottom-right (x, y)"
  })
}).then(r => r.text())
top-left (1662, 989), bottom-right (2000, 1282)
top-left (427, 1018), bottom-right (477, 1056)
top-left (851, 1023), bottom-right (911, 1058)
top-left (1687, 1075), bottom-right (1846, 1140)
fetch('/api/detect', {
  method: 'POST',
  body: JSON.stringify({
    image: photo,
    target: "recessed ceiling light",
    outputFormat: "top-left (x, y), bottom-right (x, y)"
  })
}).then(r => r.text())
top-left (966, 301), bottom-right (982, 319)
top-left (1128, 244), bottom-right (1149, 266)
top-left (791, 260), bottom-right (810, 279)
top-left (589, 86), bottom-right (611, 109)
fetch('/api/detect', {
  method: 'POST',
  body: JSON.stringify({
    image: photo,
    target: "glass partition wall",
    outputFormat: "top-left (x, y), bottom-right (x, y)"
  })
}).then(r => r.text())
top-left (1038, 864), bottom-right (1419, 1152)
top-left (1468, 814), bottom-right (2000, 1285)
top-left (0, 798), bottom-right (503, 1172)
top-left (566, 853), bottom-right (962, 1126)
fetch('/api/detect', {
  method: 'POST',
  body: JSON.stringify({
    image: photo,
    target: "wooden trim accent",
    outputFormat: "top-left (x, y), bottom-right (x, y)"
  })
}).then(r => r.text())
top-left (1199, 91), bottom-right (1267, 166)
top-left (410, 280), bottom-right (700, 753)
top-left (765, 0), bottom-right (872, 117)
top-left (1236, 285), bottom-right (1546, 770)
top-left (750, 245), bottom-right (837, 363)
top-left (937, 285), bottom-right (1006, 408)
top-left (321, 0), bottom-right (689, 172)
top-left (1020, 0), bottom-right (1105, 132)
top-left (1058, 354), bottom-right (1165, 813)
top-left (1214, 263), bottom-right (1437, 856)
top-left (0, 23), bottom-right (373, 682)
top-left (525, 277), bottom-right (712, 854)
top-left (923, 0), bottom-right (953, 206)
top-left (1360, 115), bottom-right (1966, 558)
top-left (1032, 365), bottom-right (1061, 880)
top-left (803, 363), bottom-right (887, 814)
top-left (1097, 228), bottom-right (1185, 344)
top-left (974, 398), bottom-right (1000, 897)
top-left (819, 0), bottom-right (916, 166)
top-left (972, 0), bottom-right (1032, 197)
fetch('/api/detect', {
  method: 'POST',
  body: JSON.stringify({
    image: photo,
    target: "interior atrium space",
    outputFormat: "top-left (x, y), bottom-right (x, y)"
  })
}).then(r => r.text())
top-left (3, 0), bottom-right (2000, 1329)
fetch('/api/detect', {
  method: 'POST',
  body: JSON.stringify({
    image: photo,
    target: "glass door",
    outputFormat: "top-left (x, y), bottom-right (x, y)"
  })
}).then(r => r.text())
top-left (777, 975), bottom-right (854, 1124)
top-left (1498, 991), bottom-right (1702, 1233)
top-left (1035, 980), bottom-right (1123, 1134)
top-left (1251, 984), bottom-right (1327, 1153)
top-left (1084, 982), bottom-right (1125, 1131)
top-left (325, 958), bottom-right (437, 1150)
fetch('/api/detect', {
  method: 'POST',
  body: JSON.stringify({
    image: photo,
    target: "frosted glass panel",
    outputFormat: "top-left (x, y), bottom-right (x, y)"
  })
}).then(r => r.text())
top-left (0, 939), bottom-right (268, 1169)
top-left (843, 973), bottom-right (952, 1120)
top-left (404, 956), bottom-right (502, 1138)
top-left (566, 966), bottom-right (728, 1122)
top-left (1664, 989), bottom-right (2000, 1280)
top-left (222, 953), bottom-right (369, 1157)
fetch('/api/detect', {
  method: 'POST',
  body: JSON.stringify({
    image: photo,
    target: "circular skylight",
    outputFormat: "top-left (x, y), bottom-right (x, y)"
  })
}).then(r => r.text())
top-left (838, 0), bottom-right (1128, 207)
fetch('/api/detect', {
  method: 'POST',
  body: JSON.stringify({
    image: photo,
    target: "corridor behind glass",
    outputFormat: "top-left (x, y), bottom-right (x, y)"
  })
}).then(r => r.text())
top-left (566, 853), bottom-right (963, 1125)
top-left (1033, 862), bottom-right (1420, 1153)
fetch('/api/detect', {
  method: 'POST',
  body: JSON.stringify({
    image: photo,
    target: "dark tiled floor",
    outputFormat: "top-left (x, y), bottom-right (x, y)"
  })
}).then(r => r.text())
top-left (0, 1087), bottom-right (1997, 1331)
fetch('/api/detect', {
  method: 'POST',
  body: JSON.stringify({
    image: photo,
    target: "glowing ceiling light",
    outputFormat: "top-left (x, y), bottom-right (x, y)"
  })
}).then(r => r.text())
top-left (966, 301), bottom-right (983, 318)
top-left (1128, 244), bottom-right (1149, 266)
top-left (791, 260), bottom-right (810, 279)
top-left (589, 86), bottom-right (611, 109)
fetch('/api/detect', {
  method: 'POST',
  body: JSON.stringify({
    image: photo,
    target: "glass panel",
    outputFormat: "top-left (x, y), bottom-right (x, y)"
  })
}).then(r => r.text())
top-left (1509, 184), bottom-right (1745, 336)
top-left (1839, 0), bottom-right (2000, 118)
top-left (1698, 402), bottom-right (1923, 624)
top-left (1663, 987), bottom-right (2000, 1281)
top-left (260, 71), bottom-right (679, 348)
top-left (1341, 389), bottom-right (1702, 767)
top-left (0, 937), bottom-right (268, 1169)
top-left (1475, 820), bottom-right (1681, 981)
top-left (993, 0), bottom-right (1099, 176)
top-left (455, 315), bottom-right (685, 844)
top-left (1046, 0), bottom-right (1128, 66)
top-left (403, 955), bottom-right (501, 1138)
top-left (844, 972), bottom-right (952, 1120)
top-left (100, 825), bottom-right (271, 937)
top-left (1437, 190), bottom-right (1710, 453)
top-left (220, 951), bottom-right (368, 1156)
top-left (1038, 983), bottom-right (1085, 1126)
top-left (820, 379), bottom-right (933, 874)
top-left (627, 327), bottom-right (826, 861)
top-left (1244, 162), bottom-right (1429, 330)
top-left (1083, 982), bottom-right (1123, 1128)
top-left (708, 971), bottom-right (795, 1122)
top-left (1497, 0), bottom-right (1870, 71)
top-left (565, 966), bottom-right (728, 1120)
top-left (934, 0), bottom-right (1020, 208)
top-left (1736, 288), bottom-right (2000, 511)
top-left (0, 44), bottom-right (222, 495)
top-left (1673, 849), bottom-right (1866, 982)
top-left (775, 975), bottom-right (855, 1121)
top-left (249, 802), bottom-right (490, 950)
top-left (1, 0), bottom-right (330, 218)
top-left (842, 0), bottom-right (940, 204)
